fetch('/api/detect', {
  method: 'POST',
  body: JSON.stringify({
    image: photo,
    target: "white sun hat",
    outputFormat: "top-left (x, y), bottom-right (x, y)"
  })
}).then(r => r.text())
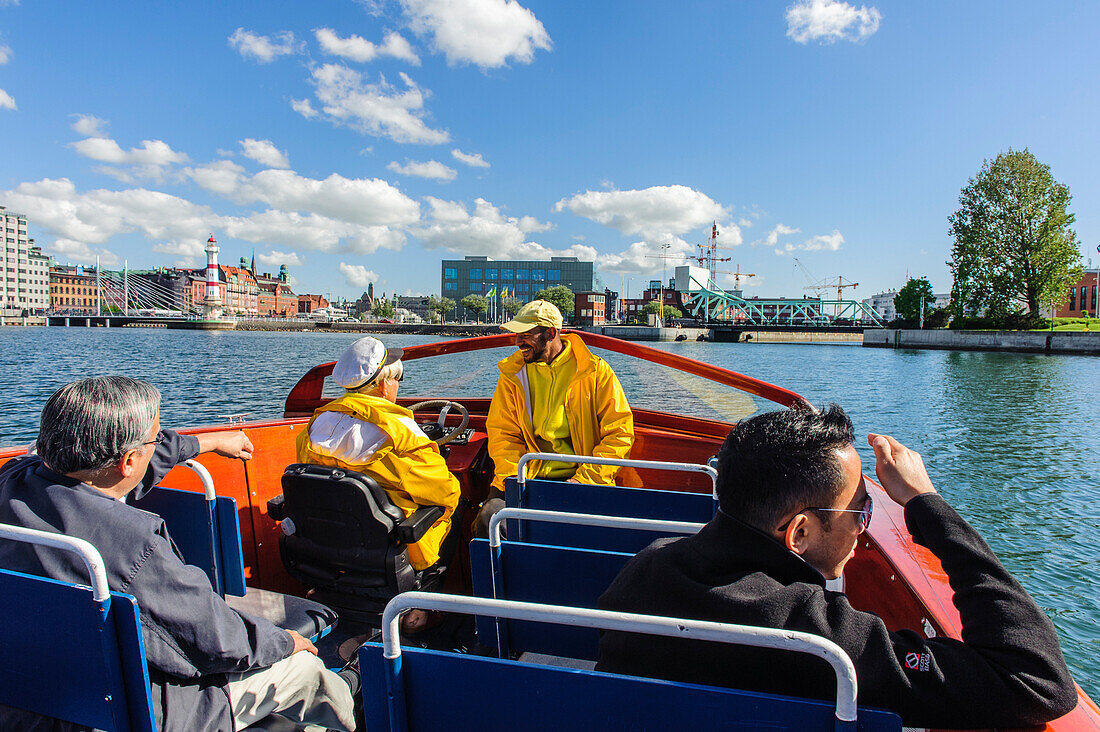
top-left (332, 337), bottom-right (404, 389)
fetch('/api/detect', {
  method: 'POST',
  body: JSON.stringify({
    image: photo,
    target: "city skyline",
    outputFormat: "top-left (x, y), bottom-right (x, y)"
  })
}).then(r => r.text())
top-left (1, 2), bottom-right (1098, 302)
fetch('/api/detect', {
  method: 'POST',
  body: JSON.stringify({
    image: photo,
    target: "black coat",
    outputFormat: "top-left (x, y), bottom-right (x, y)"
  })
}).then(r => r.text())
top-left (597, 494), bottom-right (1076, 729)
top-left (0, 430), bottom-right (293, 732)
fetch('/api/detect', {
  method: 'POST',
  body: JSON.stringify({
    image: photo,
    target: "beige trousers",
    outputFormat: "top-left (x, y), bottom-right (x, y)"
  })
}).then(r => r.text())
top-left (226, 651), bottom-right (356, 732)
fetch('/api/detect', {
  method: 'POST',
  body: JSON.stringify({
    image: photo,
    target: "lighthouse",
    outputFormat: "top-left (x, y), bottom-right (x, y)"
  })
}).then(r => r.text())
top-left (203, 233), bottom-right (223, 319)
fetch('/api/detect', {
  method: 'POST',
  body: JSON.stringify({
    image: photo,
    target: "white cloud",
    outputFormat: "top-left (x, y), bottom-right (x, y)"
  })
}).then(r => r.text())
top-left (778, 229), bottom-right (845, 254)
top-left (299, 64), bottom-right (448, 144)
top-left (228, 28), bottom-right (303, 63)
top-left (257, 250), bottom-right (304, 267)
top-left (340, 262), bottom-right (380, 288)
top-left (2, 175), bottom-right (412, 261)
top-left (413, 196), bottom-right (561, 259)
top-left (0, 43), bottom-right (11, 65)
top-left (785, 0), bottom-right (881, 44)
top-left (451, 149), bottom-right (489, 168)
top-left (151, 239), bottom-right (206, 264)
top-left (386, 159), bottom-right (457, 181)
top-left (71, 137), bottom-right (188, 167)
top-left (596, 237), bottom-right (693, 276)
top-left (239, 138), bottom-right (290, 169)
top-left (70, 114), bottom-right (109, 138)
top-left (0, 88), bottom-right (14, 110)
top-left (315, 28), bottom-right (420, 65)
top-left (182, 160), bottom-right (247, 196)
top-left (240, 169), bottom-right (421, 227)
top-left (555, 185), bottom-right (728, 242)
top-left (47, 238), bottom-right (120, 267)
top-left (290, 98), bottom-right (318, 119)
top-left (757, 223), bottom-right (801, 248)
top-left (401, 0), bottom-right (551, 69)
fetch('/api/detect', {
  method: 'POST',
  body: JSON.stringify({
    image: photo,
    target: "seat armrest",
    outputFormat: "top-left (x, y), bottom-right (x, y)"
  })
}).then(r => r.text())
top-left (395, 505), bottom-right (445, 543)
top-left (267, 494), bottom-right (286, 521)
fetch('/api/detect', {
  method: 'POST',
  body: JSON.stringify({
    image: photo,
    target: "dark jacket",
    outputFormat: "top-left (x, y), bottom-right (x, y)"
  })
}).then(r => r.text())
top-left (597, 494), bottom-right (1077, 729)
top-left (0, 430), bottom-right (293, 732)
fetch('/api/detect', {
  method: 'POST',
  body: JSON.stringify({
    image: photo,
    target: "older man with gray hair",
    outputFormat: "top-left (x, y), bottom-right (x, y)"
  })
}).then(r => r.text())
top-left (0, 376), bottom-right (357, 732)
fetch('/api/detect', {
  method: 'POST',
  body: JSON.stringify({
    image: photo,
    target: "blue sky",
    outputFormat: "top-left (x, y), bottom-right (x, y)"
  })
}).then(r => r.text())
top-left (1, 0), bottom-right (1097, 302)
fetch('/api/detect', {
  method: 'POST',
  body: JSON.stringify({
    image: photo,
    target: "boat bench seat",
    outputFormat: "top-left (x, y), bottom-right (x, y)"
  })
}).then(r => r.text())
top-left (503, 476), bottom-right (714, 552)
top-left (133, 484), bottom-right (336, 643)
top-left (470, 536), bottom-right (631, 660)
top-left (0, 523), bottom-right (320, 732)
top-left (358, 594), bottom-right (903, 732)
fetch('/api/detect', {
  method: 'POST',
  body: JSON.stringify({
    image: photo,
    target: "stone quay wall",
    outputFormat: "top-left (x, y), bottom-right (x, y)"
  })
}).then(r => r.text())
top-left (863, 329), bottom-right (1100, 355)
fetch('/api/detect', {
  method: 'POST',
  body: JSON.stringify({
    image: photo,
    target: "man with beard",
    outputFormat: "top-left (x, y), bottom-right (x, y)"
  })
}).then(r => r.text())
top-left (475, 300), bottom-right (634, 537)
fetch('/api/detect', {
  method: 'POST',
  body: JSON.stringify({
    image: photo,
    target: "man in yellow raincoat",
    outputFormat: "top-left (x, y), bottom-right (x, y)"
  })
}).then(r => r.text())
top-left (476, 300), bottom-right (634, 536)
top-left (297, 336), bottom-right (460, 631)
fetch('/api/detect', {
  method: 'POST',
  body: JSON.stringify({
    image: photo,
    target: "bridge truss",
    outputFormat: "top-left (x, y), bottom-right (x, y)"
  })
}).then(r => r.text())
top-left (82, 269), bottom-right (200, 318)
top-left (677, 269), bottom-right (885, 328)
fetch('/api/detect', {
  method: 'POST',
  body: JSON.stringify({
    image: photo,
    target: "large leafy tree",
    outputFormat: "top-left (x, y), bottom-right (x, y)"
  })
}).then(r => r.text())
top-left (948, 148), bottom-right (1082, 317)
top-left (460, 294), bottom-right (488, 323)
top-left (894, 277), bottom-right (935, 321)
top-left (533, 285), bottom-right (575, 316)
top-left (502, 297), bottom-right (522, 316)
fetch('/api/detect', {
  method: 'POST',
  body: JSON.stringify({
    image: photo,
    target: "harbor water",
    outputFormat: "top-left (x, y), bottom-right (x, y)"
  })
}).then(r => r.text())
top-left (0, 327), bottom-right (1097, 698)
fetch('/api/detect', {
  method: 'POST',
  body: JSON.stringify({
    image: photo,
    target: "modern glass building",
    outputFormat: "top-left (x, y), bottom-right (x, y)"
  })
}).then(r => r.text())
top-left (440, 255), bottom-right (595, 317)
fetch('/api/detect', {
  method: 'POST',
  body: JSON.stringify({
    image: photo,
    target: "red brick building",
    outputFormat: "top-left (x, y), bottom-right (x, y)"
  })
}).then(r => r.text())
top-left (298, 293), bottom-right (330, 314)
top-left (573, 291), bottom-right (606, 326)
top-left (1057, 268), bottom-right (1100, 317)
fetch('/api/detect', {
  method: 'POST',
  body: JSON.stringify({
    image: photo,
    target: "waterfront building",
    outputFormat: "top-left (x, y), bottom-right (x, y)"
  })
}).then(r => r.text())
top-left (1, 208), bottom-right (50, 315)
top-left (49, 264), bottom-right (99, 314)
top-left (863, 290), bottom-right (899, 321)
top-left (1059, 268), bottom-right (1100, 317)
top-left (298, 293), bottom-right (330, 314)
top-left (255, 271), bottom-right (297, 318)
top-left (573, 291), bottom-right (607, 327)
top-left (440, 255), bottom-right (595, 319)
top-left (395, 295), bottom-right (431, 321)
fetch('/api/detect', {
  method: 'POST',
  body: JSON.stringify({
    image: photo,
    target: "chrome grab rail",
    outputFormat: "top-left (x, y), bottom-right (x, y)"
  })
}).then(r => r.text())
top-left (380, 591), bottom-right (859, 729)
top-left (183, 459), bottom-right (216, 501)
top-left (515, 452), bottom-right (719, 498)
top-left (0, 523), bottom-right (110, 602)
top-left (488, 507), bottom-right (703, 549)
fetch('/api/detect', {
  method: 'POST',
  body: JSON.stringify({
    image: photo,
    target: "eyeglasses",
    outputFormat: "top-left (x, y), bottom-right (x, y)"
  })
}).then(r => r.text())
top-left (777, 494), bottom-right (873, 533)
top-left (142, 433), bottom-right (165, 447)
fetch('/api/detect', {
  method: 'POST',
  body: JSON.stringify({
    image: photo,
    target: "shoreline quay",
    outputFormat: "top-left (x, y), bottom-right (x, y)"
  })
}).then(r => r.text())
top-left (863, 329), bottom-right (1100, 355)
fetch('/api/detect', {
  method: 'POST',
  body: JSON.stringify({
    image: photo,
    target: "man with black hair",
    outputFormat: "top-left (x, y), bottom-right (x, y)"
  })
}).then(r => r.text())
top-left (597, 405), bottom-right (1077, 729)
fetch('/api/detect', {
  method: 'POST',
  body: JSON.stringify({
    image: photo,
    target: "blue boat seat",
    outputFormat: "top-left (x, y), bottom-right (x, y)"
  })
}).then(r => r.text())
top-left (470, 537), bottom-right (631, 659)
top-left (133, 477), bottom-right (336, 643)
top-left (0, 523), bottom-right (321, 732)
top-left (504, 476), bottom-right (714, 552)
top-left (360, 592), bottom-right (902, 732)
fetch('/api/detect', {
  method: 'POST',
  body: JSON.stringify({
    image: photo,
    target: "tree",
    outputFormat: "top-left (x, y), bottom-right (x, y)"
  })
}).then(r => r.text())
top-left (894, 277), bottom-right (935, 322)
top-left (948, 148), bottom-right (1083, 319)
top-left (533, 285), bottom-right (575, 317)
top-left (370, 300), bottom-right (395, 318)
top-left (502, 297), bottom-right (522, 316)
top-left (642, 301), bottom-right (682, 321)
top-left (461, 294), bottom-right (488, 323)
top-left (428, 296), bottom-right (456, 323)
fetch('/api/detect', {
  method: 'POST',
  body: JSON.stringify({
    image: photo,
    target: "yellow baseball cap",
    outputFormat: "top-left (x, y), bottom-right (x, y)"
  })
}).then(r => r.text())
top-left (501, 299), bottom-right (564, 333)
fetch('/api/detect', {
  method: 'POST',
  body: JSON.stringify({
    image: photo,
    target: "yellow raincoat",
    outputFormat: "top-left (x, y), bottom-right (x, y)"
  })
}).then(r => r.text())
top-left (296, 392), bottom-right (460, 570)
top-left (486, 333), bottom-right (634, 491)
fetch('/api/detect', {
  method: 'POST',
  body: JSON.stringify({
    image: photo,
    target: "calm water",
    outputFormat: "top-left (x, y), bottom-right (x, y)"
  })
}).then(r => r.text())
top-left (1, 327), bottom-right (1097, 697)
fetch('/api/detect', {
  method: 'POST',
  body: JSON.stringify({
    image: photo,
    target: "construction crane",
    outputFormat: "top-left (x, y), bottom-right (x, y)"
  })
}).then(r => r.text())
top-left (793, 257), bottom-right (859, 317)
top-left (728, 264), bottom-right (757, 291)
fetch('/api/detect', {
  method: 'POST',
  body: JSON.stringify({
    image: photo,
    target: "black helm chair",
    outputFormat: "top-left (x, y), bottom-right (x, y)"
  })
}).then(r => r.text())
top-left (267, 463), bottom-right (449, 624)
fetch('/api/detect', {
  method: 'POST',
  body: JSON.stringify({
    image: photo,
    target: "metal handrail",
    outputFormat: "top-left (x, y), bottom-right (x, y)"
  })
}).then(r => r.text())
top-left (488, 507), bottom-right (703, 549)
top-left (380, 592), bottom-right (859, 730)
top-left (516, 452), bottom-right (719, 498)
top-left (183, 459), bottom-right (216, 501)
top-left (0, 523), bottom-right (110, 602)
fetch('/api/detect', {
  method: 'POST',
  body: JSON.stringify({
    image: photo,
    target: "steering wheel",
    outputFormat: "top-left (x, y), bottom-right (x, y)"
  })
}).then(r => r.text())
top-left (407, 400), bottom-right (470, 445)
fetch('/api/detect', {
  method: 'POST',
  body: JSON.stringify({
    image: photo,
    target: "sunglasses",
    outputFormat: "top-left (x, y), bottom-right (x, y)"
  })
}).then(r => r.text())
top-left (778, 493), bottom-right (873, 533)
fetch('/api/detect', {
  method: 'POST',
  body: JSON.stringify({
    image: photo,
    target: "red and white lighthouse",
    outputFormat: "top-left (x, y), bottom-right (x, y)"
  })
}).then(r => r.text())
top-left (203, 233), bottom-right (223, 318)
